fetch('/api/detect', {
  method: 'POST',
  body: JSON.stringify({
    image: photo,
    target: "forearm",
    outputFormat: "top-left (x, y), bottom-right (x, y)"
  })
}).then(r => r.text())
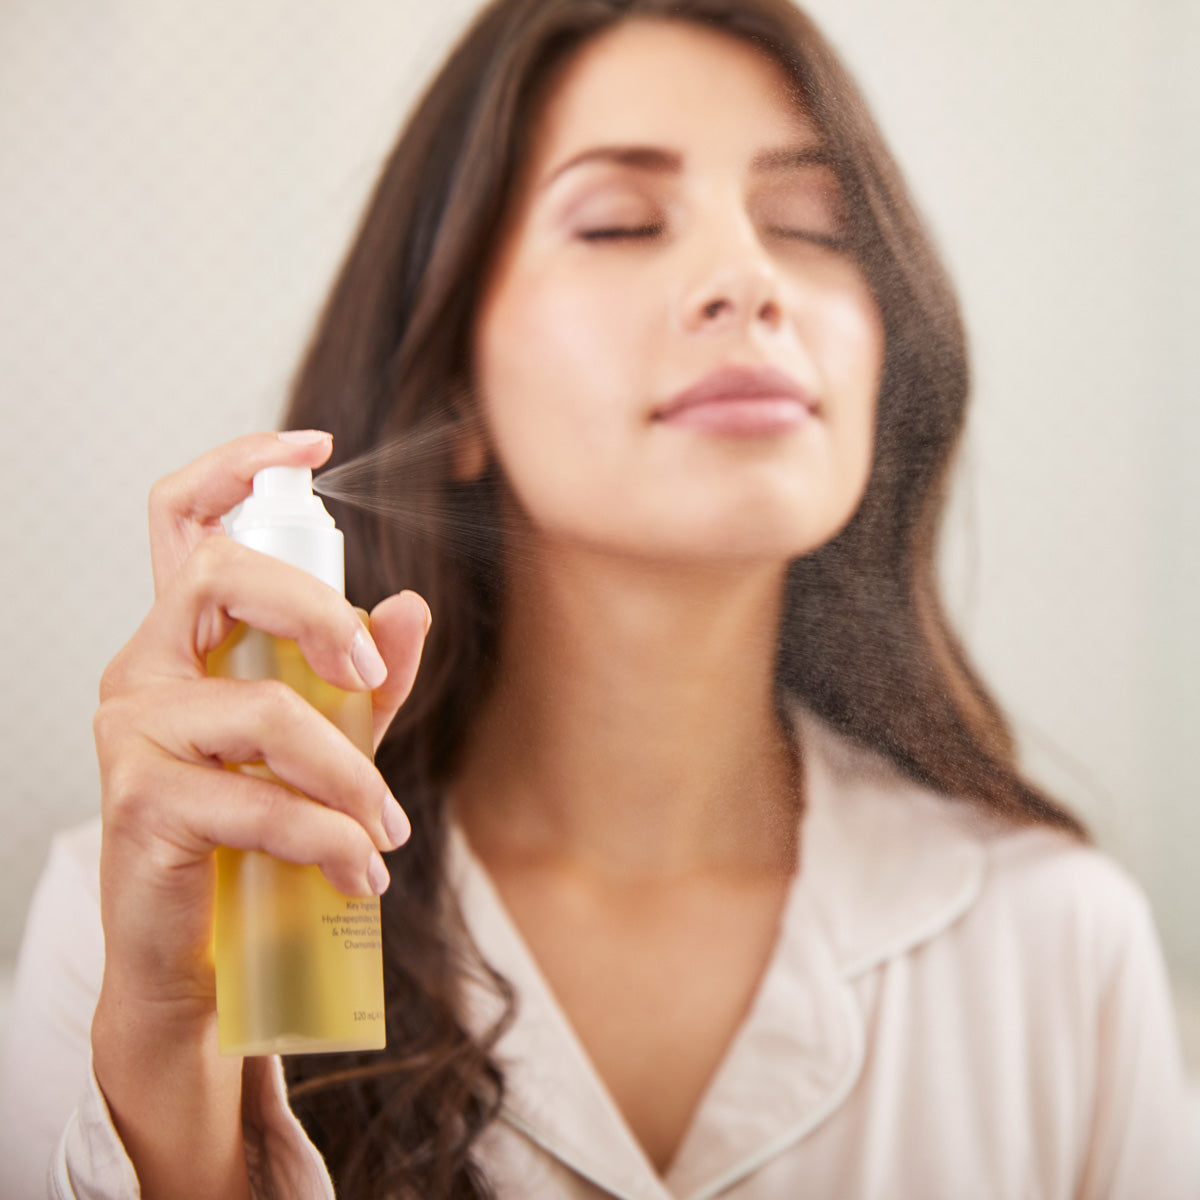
top-left (91, 986), bottom-right (251, 1200)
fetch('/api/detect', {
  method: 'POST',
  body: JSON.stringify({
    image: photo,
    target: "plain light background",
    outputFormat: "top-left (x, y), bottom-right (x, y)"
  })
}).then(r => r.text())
top-left (0, 0), bottom-right (1196, 1086)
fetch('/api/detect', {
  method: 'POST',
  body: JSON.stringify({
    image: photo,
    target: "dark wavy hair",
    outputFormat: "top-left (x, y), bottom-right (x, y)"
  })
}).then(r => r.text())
top-left (282, 0), bottom-right (1088, 1194)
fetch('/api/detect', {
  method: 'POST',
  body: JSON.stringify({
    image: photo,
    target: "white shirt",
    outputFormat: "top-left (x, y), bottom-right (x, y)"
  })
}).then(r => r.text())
top-left (1, 705), bottom-right (1196, 1199)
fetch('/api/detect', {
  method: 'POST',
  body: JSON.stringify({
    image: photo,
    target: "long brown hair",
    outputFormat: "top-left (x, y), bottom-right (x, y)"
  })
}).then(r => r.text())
top-left (283, 0), bottom-right (1088, 1194)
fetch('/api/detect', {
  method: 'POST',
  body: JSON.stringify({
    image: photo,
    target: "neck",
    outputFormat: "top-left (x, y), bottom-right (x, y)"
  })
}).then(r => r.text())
top-left (451, 539), bottom-right (802, 883)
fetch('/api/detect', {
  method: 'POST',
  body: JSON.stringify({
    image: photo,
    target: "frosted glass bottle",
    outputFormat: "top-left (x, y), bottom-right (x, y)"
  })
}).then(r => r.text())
top-left (207, 465), bottom-right (386, 1055)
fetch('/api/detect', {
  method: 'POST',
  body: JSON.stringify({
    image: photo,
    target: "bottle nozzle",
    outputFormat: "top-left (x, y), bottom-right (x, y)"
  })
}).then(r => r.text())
top-left (235, 466), bottom-right (335, 533)
top-left (229, 465), bottom-right (344, 594)
top-left (254, 465), bottom-right (313, 499)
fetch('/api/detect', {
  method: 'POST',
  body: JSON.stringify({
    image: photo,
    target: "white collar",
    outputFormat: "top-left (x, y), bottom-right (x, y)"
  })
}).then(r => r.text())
top-left (446, 701), bottom-right (989, 1200)
top-left (790, 702), bottom-right (989, 979)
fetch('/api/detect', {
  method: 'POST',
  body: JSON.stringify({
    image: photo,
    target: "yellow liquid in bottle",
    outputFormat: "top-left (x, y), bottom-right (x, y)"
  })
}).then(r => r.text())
top-left (207, 623), bottom-right (386, 1056)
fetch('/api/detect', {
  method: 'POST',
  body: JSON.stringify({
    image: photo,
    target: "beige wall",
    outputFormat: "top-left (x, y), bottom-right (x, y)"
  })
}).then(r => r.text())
top-left (1, 0), bottom-right (1195, 1035)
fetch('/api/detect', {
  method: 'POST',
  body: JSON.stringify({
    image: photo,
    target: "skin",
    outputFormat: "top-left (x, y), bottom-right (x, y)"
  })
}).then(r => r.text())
top-left (88, 18), bottom-right (883, 1195)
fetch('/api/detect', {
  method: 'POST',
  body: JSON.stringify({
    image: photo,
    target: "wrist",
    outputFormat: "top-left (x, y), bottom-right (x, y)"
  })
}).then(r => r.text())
top-left (92, 982), bottom-right (250, 1200)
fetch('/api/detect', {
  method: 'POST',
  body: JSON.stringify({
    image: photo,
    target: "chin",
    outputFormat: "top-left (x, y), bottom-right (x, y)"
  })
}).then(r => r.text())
top-left (516, 481), bottom-right (860, 570)
top-left (669, 497), bottom-right (849, 563)
top-left (594, 516), bottom-right (839, 571)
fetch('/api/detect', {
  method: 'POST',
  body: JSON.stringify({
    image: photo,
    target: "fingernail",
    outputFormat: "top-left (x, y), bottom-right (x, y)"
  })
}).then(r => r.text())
top-left (367, 852), bottom-right (390, 895)
top-left (421, 599), bottom-right (432, 635)
top-left (278, 429), bottom-right (331, 445)
top-left (351, 628), bottom-right (388, 689)
top-left (382, 795), bottom-right (411, 848)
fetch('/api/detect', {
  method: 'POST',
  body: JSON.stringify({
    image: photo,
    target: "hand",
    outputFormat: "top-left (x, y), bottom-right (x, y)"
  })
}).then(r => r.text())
top-left (89, 431), bottom-right (430, 1198)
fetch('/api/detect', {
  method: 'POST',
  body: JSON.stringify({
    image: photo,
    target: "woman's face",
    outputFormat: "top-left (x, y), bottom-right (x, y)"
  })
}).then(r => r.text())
top-left (471, 18), bottom-right (884, 568)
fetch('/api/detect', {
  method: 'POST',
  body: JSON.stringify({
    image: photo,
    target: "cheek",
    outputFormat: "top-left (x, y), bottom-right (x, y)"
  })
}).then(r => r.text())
top-left (812, 270), bottom-right (884, 390)
top-left (811, 276), bottom-right (884, 475)
top-left (475, 261), bottom-right (654, 452)
top-left (472, 261), bottom-right (657, 522)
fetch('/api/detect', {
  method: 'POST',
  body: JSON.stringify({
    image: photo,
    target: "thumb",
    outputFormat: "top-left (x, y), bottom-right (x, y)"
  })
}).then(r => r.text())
top-left (366, 590), bottom-right (432, 750)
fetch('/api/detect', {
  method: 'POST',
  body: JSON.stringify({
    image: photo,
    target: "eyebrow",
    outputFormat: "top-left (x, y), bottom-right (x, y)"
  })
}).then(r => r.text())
top-left (541, 141), bottom-right (833, 190)
top-left (751, 144), bottom-right (834, 171)
top-left (542, 145), bottom-right (682, 189)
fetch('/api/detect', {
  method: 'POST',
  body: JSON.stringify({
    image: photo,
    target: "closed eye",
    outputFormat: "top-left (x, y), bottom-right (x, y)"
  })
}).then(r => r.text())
top-left (578, 224), bottom-right (665, 241)
top-left (768, 227), bottom-right (850, 252)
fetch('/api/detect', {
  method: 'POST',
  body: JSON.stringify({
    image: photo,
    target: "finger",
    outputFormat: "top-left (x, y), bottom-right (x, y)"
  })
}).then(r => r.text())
top-left (121, 538), bottom-right (385, 695)
top-left (112, 754), bottom-right (390, 898)
top-left (366, 590), bottom-right (433, 749)
top-left (149, 430), bottom-right (333, 596)
top-left (125, 677), bottom-right (409, 852)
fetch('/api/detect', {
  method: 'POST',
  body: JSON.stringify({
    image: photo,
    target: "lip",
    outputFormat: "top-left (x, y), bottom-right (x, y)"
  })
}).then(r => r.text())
top-left (653, 365), bottom-right (819, 436)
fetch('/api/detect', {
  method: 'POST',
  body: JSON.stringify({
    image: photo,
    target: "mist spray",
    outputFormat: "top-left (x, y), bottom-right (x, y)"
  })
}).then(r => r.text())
top-left (207, 465), bottom-right (386, 1056)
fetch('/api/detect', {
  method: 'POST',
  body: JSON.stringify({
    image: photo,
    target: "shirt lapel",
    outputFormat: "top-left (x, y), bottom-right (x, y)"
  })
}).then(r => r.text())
top-left (448, 818), bottom-right (677, 1200)
top-left (660, 865), bottom-right (862, 1200)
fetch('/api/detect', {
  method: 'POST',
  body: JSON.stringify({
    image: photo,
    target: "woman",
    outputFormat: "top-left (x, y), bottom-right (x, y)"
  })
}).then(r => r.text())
top-left (5, 0), bottom-right (1194, 1196)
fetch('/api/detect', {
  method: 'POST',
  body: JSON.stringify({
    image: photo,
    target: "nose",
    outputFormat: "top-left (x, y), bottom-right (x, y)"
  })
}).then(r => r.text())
top-left (678, 219), bottom-right (784, 335)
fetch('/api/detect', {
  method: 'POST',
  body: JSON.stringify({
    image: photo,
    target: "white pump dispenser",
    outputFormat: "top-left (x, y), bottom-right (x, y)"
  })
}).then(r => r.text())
top-left (231, 466), bottom-right (344, 593)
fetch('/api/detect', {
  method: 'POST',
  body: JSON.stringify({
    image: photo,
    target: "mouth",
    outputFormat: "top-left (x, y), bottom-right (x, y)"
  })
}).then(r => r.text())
top-left (652, 364), bottom-right (820, 436)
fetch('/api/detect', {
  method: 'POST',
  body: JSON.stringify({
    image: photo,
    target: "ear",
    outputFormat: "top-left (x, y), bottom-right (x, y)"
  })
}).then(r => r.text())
top-left (450, 414), bottom-right (489, 482)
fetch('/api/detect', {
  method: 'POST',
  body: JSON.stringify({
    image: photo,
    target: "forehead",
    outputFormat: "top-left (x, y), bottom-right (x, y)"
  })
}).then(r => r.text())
top-left (526, 18), bottom-right (818, 178)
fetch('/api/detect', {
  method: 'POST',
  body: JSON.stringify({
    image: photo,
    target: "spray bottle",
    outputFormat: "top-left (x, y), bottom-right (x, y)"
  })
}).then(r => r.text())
top-left (207, 465), bottom-right (386, 1055)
